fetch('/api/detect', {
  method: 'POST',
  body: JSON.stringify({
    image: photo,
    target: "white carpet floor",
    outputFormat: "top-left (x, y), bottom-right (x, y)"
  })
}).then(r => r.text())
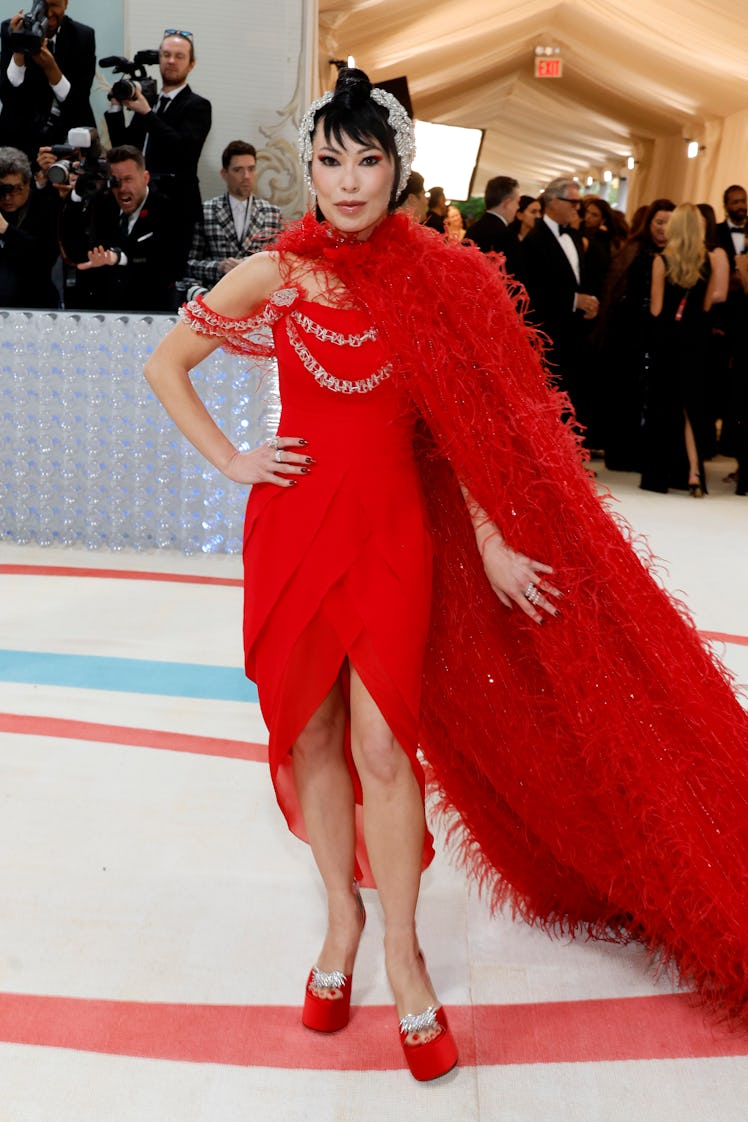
top-left (1, 456), bottom-right (747, 1122)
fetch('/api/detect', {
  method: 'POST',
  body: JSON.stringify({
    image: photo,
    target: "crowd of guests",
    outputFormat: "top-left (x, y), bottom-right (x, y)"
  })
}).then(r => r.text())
top-left (1, 2), bottom-right (746, 496)
top-left (415, 174), bottom-right (748, 498)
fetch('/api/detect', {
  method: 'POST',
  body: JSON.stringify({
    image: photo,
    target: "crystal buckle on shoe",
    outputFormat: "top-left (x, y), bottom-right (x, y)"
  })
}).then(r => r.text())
top-left (399, 1006), bottom-right (438, 1035)
top-left (310, 967), bottom-right (347, 990)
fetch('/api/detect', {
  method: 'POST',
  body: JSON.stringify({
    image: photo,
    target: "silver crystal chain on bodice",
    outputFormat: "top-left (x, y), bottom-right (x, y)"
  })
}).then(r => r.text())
top-left (285, 317), bottom-right (392, 395)
top-left (291, 309), bottom-right (378, 348)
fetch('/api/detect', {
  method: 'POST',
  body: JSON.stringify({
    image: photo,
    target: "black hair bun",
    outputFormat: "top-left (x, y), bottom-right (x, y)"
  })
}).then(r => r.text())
top-left (334, 67), bottom-right (372, 109)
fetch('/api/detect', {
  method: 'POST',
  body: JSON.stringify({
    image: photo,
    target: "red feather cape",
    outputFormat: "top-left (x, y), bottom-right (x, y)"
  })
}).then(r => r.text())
top-left (208, 212), bottom-right (748, 1022)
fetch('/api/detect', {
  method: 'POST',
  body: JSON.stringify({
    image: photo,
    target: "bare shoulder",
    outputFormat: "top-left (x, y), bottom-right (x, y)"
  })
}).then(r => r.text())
top-left (202, 252), bottom-right (284, 317)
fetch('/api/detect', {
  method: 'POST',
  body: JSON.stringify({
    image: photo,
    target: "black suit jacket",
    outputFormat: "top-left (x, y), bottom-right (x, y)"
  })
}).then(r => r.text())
top-left (519, 218), bottom-right (592, 390)
top-left (105, 85), bottom-right (211, 225)
top-left (715, 220), bottom-right (740, 272)
top-left (714, 220), bottom-right (748, 337)
top-left (0, 15), bottom-right (95, 159)
top-left (0, 183), bottom-right (59, 306)
top-left (466, 211), bottom-right (521, 276)
top-left (61, 184), bottom-right (181, 312)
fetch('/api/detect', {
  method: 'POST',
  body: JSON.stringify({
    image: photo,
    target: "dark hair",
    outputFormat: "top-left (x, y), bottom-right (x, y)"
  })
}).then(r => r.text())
top-left (582, 195), bottom-right (629, 249)
top-left (633, 197), bottom-right (675, 248)
top-left (312, 67), bottom-right (401, 208)
top-left (484, 176), bottom-right (518, 210)
top-left (222, 140), bottom-right (257, 169)
top-left (396, 169), bottom-right (424, 209)
top-left (107, 144), bottom-right (146, 170)
top-left (697, 202), bottom-right (717, 250)
top-left (723, 184), bottom-right (746, 206)
top-left (427, 186), bottom-right (445, 210)
top-left (517, 194), bottom-right (537, 213)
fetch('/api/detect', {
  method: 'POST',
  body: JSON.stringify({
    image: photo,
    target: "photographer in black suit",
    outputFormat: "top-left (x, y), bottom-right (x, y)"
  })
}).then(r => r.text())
top-left (60, 144), bottom-right (181, 312)
top-left (0, 1), bottom-right (95, 161)
top-left (105, 29), bottom-right (211, 269)
top-left (0, 143), bottom-right (58, 305)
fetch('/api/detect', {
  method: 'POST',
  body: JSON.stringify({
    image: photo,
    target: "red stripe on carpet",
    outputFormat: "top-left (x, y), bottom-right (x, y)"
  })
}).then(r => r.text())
top-left (0, 564), bottom-right (242, 587)
top-left (0, 992), bottom-right (744, 1069)
top-left (2, 567), bottom-right (747, 649)
top-left (700, 631), bottom-right (748, 648)
top-left (0, 713), bottom-right (267, 763)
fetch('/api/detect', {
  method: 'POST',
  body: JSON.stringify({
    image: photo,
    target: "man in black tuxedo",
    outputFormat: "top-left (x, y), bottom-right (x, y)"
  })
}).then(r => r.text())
top-left (714, 184), bottom-right (748, 469)
top-left (105, 30), bottom-right (211, 269)
top-left (465, 175), bottom-right (521, 275)
top-left (0, 1), bottom-right (95, 161)
top-left (60, 144), bottom-right (181, 311)
top-left (715, 184), bottom-right (746, 273)
top-left (519, 177), bottom-right (600, 432)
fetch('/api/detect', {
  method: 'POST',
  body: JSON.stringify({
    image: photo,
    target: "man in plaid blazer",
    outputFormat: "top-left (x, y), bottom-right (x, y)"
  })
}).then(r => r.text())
top-left (186, 139), bottom-right (282, 291)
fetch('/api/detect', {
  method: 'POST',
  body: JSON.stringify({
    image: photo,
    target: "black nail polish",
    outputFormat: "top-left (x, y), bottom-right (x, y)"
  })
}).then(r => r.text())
top-left (298, 439), bottom-right (308, 446)
top-left (300, 467), bottom-right (310, 474)
top-left (288, 479), bottom-right (297, 486)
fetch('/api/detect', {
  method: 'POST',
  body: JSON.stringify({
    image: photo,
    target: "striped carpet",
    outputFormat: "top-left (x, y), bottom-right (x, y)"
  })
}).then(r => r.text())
top-left (2, 458), bottom-right (748, 1121)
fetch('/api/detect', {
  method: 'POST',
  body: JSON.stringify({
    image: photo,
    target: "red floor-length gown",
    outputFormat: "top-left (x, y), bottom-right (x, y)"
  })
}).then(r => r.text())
top-left (241, 292), bottom-right (435, 885)
top-left (180, 212), bottom-right (748, 1025)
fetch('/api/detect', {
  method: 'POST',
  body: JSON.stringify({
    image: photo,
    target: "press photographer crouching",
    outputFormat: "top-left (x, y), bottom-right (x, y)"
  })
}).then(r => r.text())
top-left (59, 142), bottom-right (182, 312)
top-left (0, 144), bottom-right (59, 306)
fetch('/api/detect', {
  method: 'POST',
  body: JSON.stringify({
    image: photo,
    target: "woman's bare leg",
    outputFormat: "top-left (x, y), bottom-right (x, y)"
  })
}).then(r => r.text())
top-left (292, 675), bottom-right (364, 975)
top-left (684, 411), bottom-right (701, 483)
top-left (348, 666), bottom-right (437, 1023)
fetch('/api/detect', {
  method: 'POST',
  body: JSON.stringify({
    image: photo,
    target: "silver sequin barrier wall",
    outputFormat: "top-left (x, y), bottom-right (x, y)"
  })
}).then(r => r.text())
top-left (0, 311), bottom-right (280, 554)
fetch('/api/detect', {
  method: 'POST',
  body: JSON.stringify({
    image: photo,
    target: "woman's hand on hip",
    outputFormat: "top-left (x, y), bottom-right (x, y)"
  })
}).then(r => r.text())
top-left (222, 437), bottom-right (314, 487)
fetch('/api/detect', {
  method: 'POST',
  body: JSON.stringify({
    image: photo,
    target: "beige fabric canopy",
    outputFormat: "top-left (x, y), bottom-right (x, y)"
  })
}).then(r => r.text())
top-left (318, 0), bottom-right (748, 214)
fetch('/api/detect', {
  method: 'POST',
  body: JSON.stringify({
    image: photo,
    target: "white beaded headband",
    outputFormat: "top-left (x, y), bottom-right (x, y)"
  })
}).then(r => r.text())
top-left (297, 86), bottom-right (416, 198)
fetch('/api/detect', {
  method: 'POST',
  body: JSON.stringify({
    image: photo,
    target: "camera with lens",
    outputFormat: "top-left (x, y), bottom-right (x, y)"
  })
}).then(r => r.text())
top-left (100, 51), bottom-right (159, 105)
top-left (8, 0), bottom-right (48, 55)
top-left (47, 127), bottom-right (109, 199)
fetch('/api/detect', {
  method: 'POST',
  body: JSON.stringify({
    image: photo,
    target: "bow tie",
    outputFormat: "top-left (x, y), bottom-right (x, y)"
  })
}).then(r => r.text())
top-left (728, 224), bottom-right (745, 232)
top-left (558, 225), bottom-right (573, 237)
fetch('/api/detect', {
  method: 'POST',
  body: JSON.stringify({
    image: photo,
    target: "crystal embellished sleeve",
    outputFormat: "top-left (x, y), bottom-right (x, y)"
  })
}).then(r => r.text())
top-left (178, 287), bottom-right (304, 358)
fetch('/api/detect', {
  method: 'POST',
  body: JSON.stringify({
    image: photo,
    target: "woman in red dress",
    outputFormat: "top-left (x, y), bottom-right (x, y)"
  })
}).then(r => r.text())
top-left (146, 69), bottom-right (748, 1080)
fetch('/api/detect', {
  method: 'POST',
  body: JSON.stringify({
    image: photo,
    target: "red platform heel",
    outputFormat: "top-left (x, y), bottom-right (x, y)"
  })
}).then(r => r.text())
top-left (301, 885), bottom-right (366, 1033)
top-left (399, 1005), bottom-right (458, 1081)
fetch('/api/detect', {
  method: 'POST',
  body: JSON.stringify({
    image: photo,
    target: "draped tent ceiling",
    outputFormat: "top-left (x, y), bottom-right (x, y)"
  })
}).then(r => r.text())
top-left (317, 0), bottom-right (748, 214)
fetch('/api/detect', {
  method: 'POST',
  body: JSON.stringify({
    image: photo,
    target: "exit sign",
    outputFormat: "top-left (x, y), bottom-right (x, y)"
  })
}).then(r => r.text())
top-left (535, 57), bottom-right (563, 78)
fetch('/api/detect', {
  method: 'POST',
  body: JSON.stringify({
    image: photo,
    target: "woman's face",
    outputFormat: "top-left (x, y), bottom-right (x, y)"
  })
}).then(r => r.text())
top-left (445, 205), bottom-right (463, 232)
top-left (520, 200), bottom-right (541, 229)
top-left (310, 123), bottom-right (395, 240)
top-left (584, 203), bottom-right (603, 231)
top-left (650, 210), bottom-right (671, 248)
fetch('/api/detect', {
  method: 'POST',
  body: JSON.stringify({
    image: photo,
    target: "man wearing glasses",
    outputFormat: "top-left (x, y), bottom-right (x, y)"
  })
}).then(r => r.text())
top-left (105, 29), bottom-right (211, 270)
top-left (519, 177), bottom-right (600, 435)
top-left (0, 144), bottom-right (59, 306)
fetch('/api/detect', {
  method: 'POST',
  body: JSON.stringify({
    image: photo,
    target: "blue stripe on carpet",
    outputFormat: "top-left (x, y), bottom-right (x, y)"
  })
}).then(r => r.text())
top-left (0, 650), bottom-right (258, 703)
